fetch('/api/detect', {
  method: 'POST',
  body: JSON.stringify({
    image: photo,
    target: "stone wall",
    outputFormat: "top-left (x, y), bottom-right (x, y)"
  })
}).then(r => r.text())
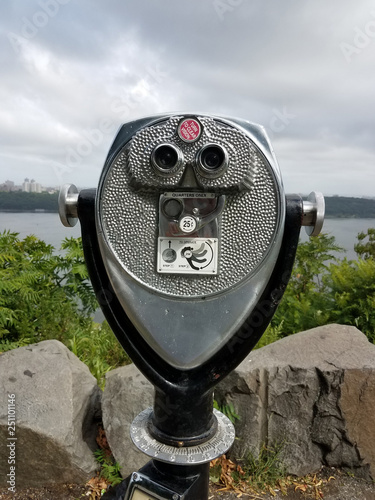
top-left (1, 324), bottom-right (375, 487)
top-left (215, 324), bottom-right (375, 479)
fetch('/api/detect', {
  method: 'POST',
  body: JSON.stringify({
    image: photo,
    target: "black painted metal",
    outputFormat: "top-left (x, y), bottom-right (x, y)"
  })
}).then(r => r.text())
top-left (150, 388), bottom-right (217, 446)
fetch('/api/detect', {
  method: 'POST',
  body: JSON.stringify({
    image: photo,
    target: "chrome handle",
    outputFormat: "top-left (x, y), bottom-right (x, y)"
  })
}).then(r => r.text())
top-left (302, 191), bottom-right (325, 237)
top-left (58, 183), bottom-right (79, 227)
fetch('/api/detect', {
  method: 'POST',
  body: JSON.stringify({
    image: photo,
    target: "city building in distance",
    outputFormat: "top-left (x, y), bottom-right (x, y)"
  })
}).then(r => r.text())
top-left (0, 179), bottom-right (57, 194)
top-left (22, 178), bottom-right (42, 193)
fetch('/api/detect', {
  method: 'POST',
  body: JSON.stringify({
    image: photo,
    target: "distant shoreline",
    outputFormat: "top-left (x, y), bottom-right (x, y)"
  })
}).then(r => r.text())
top-left (0, 192), bottom-right (375, 218)
top-left (325, 215), bottom-right (375, 219)
top-left (0, 209), bottom-right (57, 213)
top-left (1, 211), bottom-right (375, 220)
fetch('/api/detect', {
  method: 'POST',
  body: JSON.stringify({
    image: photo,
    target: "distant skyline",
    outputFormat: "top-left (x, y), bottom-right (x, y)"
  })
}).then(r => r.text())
top-left (1, 177), bottom-right (54, 188)
top-left (1, 180), bottom-right (375, 199)
top-left (1, 2), bottom-right (375, 197)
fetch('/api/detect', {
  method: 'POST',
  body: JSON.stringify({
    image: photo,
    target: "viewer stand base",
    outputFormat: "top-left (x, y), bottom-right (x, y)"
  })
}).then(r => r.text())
top-left (102, 460), bottom-right (210, 500)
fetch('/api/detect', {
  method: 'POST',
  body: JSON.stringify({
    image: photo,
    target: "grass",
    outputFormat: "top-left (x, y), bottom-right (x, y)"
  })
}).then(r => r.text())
top-left (237, 443), bottom-right (286, 491)
top-left (210, 442), bottom-right (287, 496)
top-left (213, 400), bottom-right (240, 424)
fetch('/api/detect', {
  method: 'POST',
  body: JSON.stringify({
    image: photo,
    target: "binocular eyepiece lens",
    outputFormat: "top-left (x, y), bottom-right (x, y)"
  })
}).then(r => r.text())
top-left (201, 146), bottom-right (224, 169)
top-left (152, 144), bottom-right (182, 173)
top-left (197, 144), bottom-right (228, 177)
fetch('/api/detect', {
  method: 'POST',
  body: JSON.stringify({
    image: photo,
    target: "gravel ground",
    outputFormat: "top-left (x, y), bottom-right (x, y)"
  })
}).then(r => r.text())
top-left (0, 468), bottom-right (374, 499)
top-left (0, 483), bottom-right (87, 499)
top-left (210, 476), bottom-right (375, 500)
top-left (209, 468), bottom-right (375, 500)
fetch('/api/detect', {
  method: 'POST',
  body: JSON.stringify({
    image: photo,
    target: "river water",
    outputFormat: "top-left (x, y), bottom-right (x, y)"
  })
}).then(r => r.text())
top-left (0, 212), bottom-right (375, 261)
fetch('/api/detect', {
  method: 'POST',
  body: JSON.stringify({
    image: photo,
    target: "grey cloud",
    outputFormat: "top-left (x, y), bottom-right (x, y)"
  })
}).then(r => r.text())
top-left (0, 0), bottom-right (374, 195)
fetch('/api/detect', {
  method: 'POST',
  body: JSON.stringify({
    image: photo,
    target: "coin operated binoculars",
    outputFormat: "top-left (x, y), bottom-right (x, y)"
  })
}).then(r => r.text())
top-left (59, 114), bottom-right (324, 500)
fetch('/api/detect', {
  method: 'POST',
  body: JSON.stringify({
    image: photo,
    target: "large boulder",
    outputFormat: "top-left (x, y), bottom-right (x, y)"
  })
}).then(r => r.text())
top-left (215, 324), bottom-right (375, 478)
top-left (0, 340), bottom-right (100, 488)
top-left (102, 363), bottom-right (154, 478)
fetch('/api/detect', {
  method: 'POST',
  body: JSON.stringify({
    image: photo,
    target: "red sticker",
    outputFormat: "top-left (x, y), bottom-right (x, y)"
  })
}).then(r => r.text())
top-left (178, 118), bottom-right (202, 143)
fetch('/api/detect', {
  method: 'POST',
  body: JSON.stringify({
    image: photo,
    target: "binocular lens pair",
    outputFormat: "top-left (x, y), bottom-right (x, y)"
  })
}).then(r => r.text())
top-left (152, 143), bottom-right (227, 177)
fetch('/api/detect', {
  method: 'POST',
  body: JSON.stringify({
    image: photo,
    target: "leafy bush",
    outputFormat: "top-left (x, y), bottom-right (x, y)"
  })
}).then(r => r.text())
top-left (1, 226), bottom-right (374, 384)
top-left (0, 231), bottom-right (130, 383)
top-left (258, 228), bottom-right (375, 347)
top-left (68, 321), bottom-right (130, 388)
top-left (94, 448), bottom-right (122, 486)
top-left (268, 233), bottom-right (344, 336)
top-left (327, 256), bottom-right (375, 342)
top-left (355, 228), bottom-right (375, 259)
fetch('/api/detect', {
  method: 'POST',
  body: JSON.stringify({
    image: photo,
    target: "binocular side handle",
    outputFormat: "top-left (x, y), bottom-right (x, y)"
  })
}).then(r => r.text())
top-left (58, 184), bottom-right (79, 227)
top-left (302, 191), bottom-right (325, 236)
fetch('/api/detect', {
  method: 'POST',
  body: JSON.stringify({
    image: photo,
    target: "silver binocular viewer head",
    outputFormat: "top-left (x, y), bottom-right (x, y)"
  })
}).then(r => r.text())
top-left (99, 115), bottom-right (283, 289)
top-left (59, 113), bottom-right (324, 372)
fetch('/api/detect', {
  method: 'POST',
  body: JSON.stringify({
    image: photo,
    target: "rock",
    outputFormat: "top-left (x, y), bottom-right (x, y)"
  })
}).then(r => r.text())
top-left (215, 324), bottom-right (375, 478)
top-left (0, 340), bottom-right (100, 487)
top-left (340, 368), bottom-right (375, 477)
top-left (102, 363), bottom-right (154, 478)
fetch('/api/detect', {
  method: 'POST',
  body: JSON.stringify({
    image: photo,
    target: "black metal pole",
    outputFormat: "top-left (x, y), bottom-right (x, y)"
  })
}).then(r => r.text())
top-left (150, 388), bottom-right (216, 447)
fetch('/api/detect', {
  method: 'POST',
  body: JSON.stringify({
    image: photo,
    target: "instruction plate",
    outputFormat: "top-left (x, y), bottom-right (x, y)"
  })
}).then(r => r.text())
top-left (157, 237), bottom-right (218, 274)
top-left (131, 488), bottom-right (160, 500)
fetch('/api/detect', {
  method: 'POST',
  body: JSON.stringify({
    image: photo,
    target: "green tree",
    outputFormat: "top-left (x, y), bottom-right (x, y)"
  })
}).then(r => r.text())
top-left (0, 191), bottom-right (59, 211)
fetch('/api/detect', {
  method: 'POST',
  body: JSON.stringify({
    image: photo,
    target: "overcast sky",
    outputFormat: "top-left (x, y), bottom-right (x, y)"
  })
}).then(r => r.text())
top-left (1, 1), bottom-right (374, 197)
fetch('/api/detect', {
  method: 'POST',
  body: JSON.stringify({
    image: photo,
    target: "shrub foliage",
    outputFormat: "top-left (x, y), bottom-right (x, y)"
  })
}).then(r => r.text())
top-left (0, 231), bottom-right (129, 385)
top-left (1, 228), bottom-right (374, 382)
top-left (260, 227), bottom-right (375, 346)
